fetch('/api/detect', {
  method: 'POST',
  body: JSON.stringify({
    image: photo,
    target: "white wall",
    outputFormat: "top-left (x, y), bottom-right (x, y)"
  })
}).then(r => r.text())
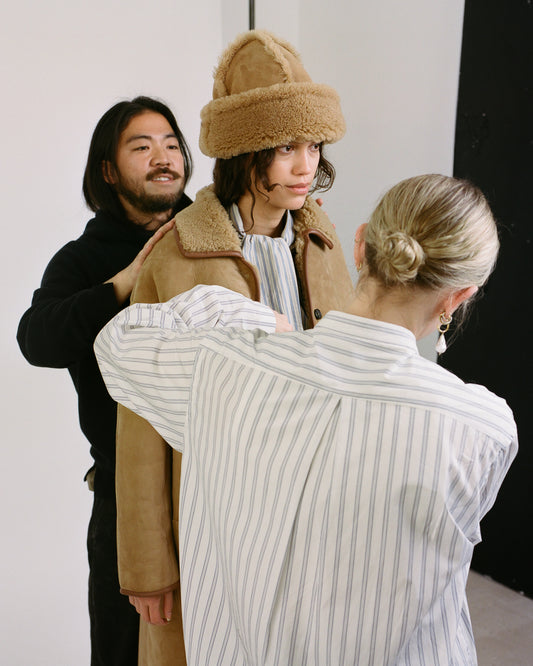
top-left (0, 2), bottom-right (220, 664)
top-left (248, 0), bottom-right (465, 356)
top-left (0, 1), bottom-right (464, 662)
top-left (296, 0), bottom-right (465, 357)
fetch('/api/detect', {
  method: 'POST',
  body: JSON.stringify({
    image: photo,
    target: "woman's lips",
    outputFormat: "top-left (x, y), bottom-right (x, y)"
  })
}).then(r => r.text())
top-left (287, 183), bottom-right (310, 194)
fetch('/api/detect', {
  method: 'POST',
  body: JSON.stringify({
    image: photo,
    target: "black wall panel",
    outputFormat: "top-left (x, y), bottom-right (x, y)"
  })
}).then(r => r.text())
top-left (441, 0), bottom-right (533, 596)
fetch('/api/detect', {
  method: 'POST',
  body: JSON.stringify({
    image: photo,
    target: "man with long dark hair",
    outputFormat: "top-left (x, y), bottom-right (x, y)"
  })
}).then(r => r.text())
top-left (17, 96), bottom-right (192, 665)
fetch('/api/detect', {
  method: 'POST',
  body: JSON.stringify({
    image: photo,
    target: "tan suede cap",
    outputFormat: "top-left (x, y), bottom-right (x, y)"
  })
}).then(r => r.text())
top-left (199, 30), bottom-right (345, 158)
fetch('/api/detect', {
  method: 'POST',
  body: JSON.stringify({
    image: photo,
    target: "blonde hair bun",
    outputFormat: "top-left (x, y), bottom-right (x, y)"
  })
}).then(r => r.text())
top-left (376, 231), bottom-right (426, 285)
top-left (364, 174), bottom-right (499, 290)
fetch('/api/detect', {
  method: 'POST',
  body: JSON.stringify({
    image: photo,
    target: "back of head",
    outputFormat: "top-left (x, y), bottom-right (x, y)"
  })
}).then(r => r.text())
top-left (363, 174), bottom-right (499, 291)
top-left (82, 96), bottom-right (192, 219)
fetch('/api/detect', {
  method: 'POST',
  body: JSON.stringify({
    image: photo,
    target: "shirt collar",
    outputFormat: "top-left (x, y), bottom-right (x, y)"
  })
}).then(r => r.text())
top-left (316, 311), bottom-right (420, 356)
top-left (229, 203), bottom-right (295, 245)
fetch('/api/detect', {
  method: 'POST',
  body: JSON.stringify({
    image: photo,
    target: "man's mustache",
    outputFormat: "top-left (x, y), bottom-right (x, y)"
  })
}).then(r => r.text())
top-left (146, 167), bottom-right (182, 181)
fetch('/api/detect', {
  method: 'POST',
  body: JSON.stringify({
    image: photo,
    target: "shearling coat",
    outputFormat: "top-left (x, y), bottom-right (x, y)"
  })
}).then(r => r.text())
top-left (115, 185), bottom-right (355, 665)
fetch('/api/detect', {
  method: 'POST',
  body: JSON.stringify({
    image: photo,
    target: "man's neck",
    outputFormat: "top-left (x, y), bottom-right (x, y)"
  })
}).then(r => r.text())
top-left (120, 199), bottom-right (173, 231)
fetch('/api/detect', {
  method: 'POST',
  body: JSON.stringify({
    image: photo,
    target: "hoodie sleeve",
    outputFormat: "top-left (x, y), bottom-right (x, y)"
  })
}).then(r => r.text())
top-left (17, 242), bottom-right (123, 368)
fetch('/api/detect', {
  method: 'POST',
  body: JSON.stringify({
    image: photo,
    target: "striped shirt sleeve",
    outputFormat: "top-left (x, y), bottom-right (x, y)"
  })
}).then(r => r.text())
top-left (94, 285), bottom-right (277, 450)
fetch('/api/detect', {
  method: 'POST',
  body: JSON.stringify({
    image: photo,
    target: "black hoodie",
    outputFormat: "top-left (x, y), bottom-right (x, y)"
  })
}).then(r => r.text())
top-left (17, 200), bottom-right (191, 496)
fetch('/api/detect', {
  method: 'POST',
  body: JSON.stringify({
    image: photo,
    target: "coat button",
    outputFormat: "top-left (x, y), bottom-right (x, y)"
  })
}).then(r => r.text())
top-left (314, 309), bottom-right (322, 320)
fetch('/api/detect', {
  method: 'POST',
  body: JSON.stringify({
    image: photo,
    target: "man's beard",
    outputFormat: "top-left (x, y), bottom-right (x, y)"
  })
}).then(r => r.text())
top-left (115, 169), bottom-right (185, 214)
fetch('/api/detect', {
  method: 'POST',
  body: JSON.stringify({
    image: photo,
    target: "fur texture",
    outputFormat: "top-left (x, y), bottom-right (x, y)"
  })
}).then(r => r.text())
top-left (200, 30), bottom-right (345, 158)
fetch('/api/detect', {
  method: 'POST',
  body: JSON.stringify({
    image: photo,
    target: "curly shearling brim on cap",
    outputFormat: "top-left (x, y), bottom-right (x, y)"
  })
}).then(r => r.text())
top-left (199, 30), bottom-right (345, 159)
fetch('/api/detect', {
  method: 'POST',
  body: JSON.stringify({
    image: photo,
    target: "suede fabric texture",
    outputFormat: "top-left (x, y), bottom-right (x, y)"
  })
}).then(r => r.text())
top-left (200, 30), bottom-right (345, 158)
top-left (115, 185), bottom-right (354, 665)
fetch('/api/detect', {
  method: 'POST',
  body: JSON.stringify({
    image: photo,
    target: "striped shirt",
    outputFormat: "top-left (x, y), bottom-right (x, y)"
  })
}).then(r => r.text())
top-left (230, 204), bottom-right (305, 330)
top-left (95, 285), bottom-right (518, 666)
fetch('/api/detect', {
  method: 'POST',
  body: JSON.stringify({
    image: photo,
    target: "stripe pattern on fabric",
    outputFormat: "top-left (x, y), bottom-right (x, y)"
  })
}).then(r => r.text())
top-left (94, 285), bottom-right (517, 666)
top-left (230, 204), bottom-right (304, 331)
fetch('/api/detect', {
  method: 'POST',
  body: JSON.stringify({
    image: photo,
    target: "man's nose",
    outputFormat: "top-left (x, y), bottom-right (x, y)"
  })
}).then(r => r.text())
top-left (151, 144), bottom-right (170, 165)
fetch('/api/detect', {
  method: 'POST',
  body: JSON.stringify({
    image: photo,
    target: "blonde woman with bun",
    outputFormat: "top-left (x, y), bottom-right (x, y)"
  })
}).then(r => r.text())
top-left (96, 173), bottom-right (517, 665)
top-left (353, 173), bottom-right (500, 353)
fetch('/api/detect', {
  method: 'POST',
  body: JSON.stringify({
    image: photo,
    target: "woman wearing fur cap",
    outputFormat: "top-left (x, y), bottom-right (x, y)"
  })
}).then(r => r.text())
top-left (114, 30), bottom-right (353, 664)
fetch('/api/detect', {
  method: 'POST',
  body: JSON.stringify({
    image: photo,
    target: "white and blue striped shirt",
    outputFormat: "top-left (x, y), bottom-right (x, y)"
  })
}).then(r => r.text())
top-left (230, 204), bottom-right (305, 330)
top-left (95, 285), bottom-right (517, 666)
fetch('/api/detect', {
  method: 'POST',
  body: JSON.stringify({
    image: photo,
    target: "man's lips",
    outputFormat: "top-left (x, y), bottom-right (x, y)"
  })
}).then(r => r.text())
top-left (147, 169), bottom-right (181, 182)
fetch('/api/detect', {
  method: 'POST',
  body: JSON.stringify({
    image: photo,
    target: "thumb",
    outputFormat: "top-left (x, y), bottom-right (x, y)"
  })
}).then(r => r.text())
top-left (163, 590), bottom-right (174, 622)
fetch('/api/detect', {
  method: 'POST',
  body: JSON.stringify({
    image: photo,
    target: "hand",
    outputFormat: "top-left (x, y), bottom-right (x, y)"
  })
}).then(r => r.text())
top-left (129, 590), bottom-right (174, 625)
top-left (274, 312), bottom-right (293, 333)
top-left (315, 197), bottom-right (336, 227)
top-left (106, 219), bottom-right (175, 304)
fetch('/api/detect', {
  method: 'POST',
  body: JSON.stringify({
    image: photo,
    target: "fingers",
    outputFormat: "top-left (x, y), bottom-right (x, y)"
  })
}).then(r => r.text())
top-left (128, 594), bottom-right (172, 626)
top-left (315, 197), bottom-right (335, 226)
top-left (107, 220), bottom-right (175, 304)
top-left (129, 595), bottom-right (149, 622)
top-left (138, 219), bottom-right (175, 261)
top-left (274, 312), bottom-right (294, 333)
top-left (150, 219), bottom-right (175, 244)
top-left (161, 219), bottom-right (175, 233)
top-left (162, 590), bottom-right (174, 623)
top-left (152, 219), bottom-right (175, 243)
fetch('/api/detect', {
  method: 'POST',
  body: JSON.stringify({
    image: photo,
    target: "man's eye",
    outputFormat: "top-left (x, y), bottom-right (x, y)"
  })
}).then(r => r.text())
top-left (167, 144), bottom-right (180, 150)
top-left (134, 145), bottom-right (149, 151)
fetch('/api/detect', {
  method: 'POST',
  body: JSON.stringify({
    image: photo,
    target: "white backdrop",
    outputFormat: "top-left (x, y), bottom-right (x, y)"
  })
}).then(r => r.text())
top-left (0, 1), bottom-right (463, 662)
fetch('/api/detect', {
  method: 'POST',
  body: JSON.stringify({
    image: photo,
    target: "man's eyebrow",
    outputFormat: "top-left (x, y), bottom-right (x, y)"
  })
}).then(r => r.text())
top-left (125, 133), bottom-right (178, 144)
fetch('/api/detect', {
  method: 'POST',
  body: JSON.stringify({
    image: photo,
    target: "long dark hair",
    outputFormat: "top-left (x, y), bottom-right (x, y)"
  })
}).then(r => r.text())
top-left (82, 96), bottom-right (193, 219)
top-left (213, 145), bottom-right (335, 216)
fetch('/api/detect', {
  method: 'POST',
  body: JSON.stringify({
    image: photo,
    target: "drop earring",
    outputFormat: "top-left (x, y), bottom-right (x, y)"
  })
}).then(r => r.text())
top-left (435, 312), bottom-right (452, 354)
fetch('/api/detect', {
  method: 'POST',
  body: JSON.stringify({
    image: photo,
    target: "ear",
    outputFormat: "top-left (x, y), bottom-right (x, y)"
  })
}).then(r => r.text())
top-left (447, 285), bottom-right (478, 314)
top-left (353, 223), bottom-right (367, 266)
top-left (102, 161), bottom-right (116, 185)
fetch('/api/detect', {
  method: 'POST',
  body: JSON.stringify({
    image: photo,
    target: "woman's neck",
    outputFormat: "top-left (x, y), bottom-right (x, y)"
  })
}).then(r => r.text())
top-left (347, 278), bottom-right (443, 341)
top-left (237, 192), bottom-right (286, 238)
